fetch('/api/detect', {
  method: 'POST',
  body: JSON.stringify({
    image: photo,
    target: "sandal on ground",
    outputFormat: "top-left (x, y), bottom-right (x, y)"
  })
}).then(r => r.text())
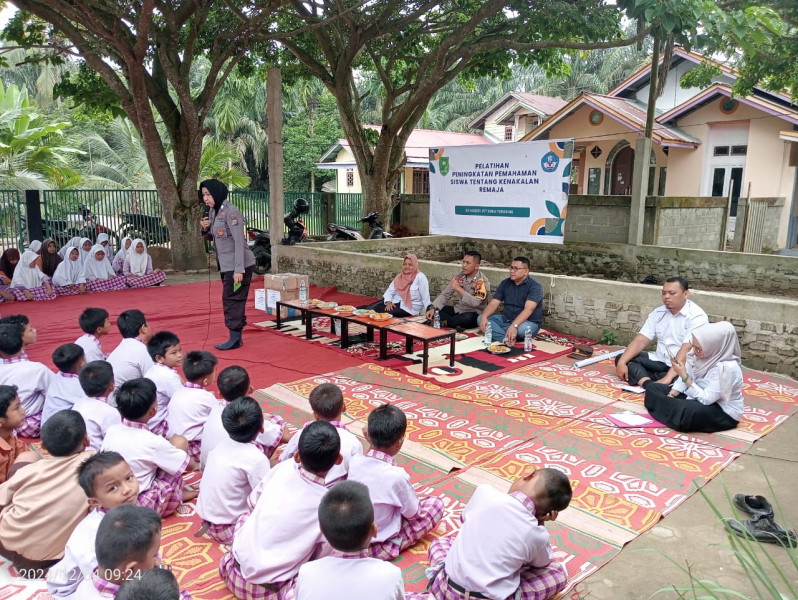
top-left (733, 494), bottom-right (774, 517)
top-left (724, 515), bottom-right (798, 548)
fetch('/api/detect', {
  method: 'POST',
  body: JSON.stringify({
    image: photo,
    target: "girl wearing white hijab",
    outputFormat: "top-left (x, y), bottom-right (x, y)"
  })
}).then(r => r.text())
top-left (112, 236), bottom-right (132, 274)
top-left (52, 247), bottom-right (87, 295)
top-left (28, 240), bottom-right (42, 253)
top-left (78, 237), bottom-right (93, 263)
top-left (96, 233), bottom-right (115, 268)
top-left (123, 239), bottom-right (166, 288)
top-left (58, 236), bottom-right (82, 258)
top-left (644, 321), bottom-right (743, 433)
top-left (83, 244), bottom-right (127, 292)
top-left (10, 249), bottom-right (56, 301)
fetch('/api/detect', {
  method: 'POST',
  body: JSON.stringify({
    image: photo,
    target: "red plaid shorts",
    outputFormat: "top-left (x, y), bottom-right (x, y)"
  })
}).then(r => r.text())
top-left (368, 496), bottom-right (445, 561)
top-left (218, 551), bottom-right (296, 600)
top-left (137, 468), bottom-right (184, 517)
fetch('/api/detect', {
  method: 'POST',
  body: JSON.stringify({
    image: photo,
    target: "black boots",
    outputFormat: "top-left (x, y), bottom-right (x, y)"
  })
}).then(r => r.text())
top-left (215, 329), bottom-right (242, 351)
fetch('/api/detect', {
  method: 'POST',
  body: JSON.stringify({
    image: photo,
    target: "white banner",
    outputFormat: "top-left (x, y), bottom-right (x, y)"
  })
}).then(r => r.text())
top-left (428, 140), bottom-right (573, 243)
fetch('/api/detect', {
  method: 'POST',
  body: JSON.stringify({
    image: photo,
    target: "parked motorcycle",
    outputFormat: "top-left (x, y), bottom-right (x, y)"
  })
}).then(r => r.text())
top-left (282, 198), bottom-right (309, 245)
top-left (326, 212), bottom-right (392, 241)
top-left (76, 204), bottom-right (119, 246)
top-left (117, 212), bottom-right (170, 246)
top-left (247, 227), bottom-right (272, 275)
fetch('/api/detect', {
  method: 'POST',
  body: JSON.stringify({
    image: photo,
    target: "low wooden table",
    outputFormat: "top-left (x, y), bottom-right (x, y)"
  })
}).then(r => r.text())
top-left (385, 321), bottom-right (456, 374)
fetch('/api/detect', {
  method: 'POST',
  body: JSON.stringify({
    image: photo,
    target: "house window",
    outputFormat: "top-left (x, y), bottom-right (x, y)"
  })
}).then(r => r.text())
top-left (412, 168), bottom-right (429, 194)
top-left (504, 126), bottom-right (514, 142)
top-left (731, 145), bottom-right (748, 156)
top-left (346, 169), bottom-right (354, 187)
top-left (713, 146), bottom-right (730, 156)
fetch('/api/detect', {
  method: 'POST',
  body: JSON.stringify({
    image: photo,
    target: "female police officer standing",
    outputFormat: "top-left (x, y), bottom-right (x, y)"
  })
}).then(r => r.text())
top-left (199, 179), bottom-right (256, 350)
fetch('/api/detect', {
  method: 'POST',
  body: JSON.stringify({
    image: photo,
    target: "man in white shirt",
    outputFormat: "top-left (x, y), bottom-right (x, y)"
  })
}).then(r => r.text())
top-left (615, 277), bottom-right (708, 387)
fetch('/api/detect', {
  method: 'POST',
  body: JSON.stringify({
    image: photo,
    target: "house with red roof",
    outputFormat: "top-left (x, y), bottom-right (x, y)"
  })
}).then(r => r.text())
top-left (468, 92), bottom-right (569, 143)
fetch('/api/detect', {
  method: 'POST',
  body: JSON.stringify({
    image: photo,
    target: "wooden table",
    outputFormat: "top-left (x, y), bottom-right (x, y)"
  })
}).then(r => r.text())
top-left (385, 321), bottom-right (456, 374)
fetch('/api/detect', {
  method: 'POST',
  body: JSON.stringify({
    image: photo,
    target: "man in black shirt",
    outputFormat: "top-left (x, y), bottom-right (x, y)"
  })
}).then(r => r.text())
top-left (479, 256), bottom-right (544, 346)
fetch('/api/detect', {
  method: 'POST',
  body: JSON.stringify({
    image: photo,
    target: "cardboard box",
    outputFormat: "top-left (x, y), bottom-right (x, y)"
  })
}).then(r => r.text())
top-left (263, 273), bottom-right (309, 318)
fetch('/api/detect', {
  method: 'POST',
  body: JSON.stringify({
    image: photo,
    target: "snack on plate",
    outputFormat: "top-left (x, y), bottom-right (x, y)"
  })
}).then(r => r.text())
top-left (337, 305), bottom-right (356, 312)
top-left (489, 343), bottom-right (510, 353)
top-left (317, 301), bottom-right (338, 309)
top-left (371, 312), bottom-right (391, 321)
top-left (353, 309), bottom-right (372, 316)
top-left (309, 299), bottom-right (322, 305)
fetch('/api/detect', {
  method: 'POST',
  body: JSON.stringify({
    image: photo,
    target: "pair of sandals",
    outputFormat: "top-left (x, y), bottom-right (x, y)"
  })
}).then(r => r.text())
top-left (724, 494), bottom-right (797, 548)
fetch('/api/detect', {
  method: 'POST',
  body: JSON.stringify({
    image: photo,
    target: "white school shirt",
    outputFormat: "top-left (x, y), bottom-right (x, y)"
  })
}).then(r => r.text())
top-left (233, 461), bottom-right (331, 585)
top-left (347, 449), bottom-right (419, 542)
top-left (42, 371), bottom-right (84, 425)
top-left (279, 420), bottom-right (363, 484)
top-left (196, 438), bottom-right (270, 525)
top-left (143, 363), bottom-right (183, 430)
top-left (166, 384), bottom-right (217, 441)
top-left (75, 333), bottom-right (105, 364)
top-left (0, 358), bottom-right (53, 416)
top-left (382, 272), bottom-right (431, 316)
top-left (46, 509), bottom-right (104, 598)
top-left (445, 485), bottom-right (554, 600)
top-left (71, 578), bottom-right (108, 600)
top-left (200, 399), bottom-right (284, 469)
top-left (296, 552), bottom-right (405, 600)
top-left (106, 338), bottom-right (154, 391)
top-left (101, 420), bottom-right (188, 491)
top-left (671, 359), bottom-right (745, 421)
top-left (639, 300), bottom-right (708, 364)
top-left (72, 396), bottom-right (121, 452)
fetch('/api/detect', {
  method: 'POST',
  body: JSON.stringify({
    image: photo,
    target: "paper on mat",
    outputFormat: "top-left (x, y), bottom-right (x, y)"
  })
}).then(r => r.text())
top-left (573, 348), bottom-right (624, 368)
top-left (620, 385), bottom-right (646, 394)
top-left (609, 413), bottom-right (653, 426)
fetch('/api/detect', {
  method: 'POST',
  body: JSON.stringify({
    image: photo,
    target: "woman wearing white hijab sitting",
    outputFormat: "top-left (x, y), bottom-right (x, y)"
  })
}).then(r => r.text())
top-left (644, 321), bottom-right (743, 433)
top-left (83, 244), bottom-right (127, 292)
top-left (52, 247), bottom-right (87, 295)
top-left (112, 236), bottom-right (132, 274)
top-left (58, 236), bottom-right (82, 258)
top-left (10, 249), bottom-right (56, 301)
top-left (123, 239), bottom-right (166, 288)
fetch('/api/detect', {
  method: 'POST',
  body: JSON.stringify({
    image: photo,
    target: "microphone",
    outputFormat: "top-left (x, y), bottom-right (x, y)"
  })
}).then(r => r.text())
top-left (202, 205), bottom-right (210, 219)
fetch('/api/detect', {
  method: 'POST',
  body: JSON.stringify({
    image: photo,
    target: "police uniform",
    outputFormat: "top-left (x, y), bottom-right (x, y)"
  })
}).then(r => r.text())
top-left (430, 269), bottom-right (490, 329)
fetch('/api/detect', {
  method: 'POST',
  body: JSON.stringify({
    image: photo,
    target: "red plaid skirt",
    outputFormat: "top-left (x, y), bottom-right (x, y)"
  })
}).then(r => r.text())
top-left (137, 468), bottom-right (184, 517)
top-left (368, 496), bottom-right (445, 561)
top-left (86, 276), bottom-right (127, 293)
top-left (11, 285), bottom-right (56, 301)
top-left (125, 271), bottom-right (166, 288)
top-left (218, 551), bottom-right (296, 600)
top-left (53, 284), bottom-right (85, 296)
top-left (202, 521), bottom-right (236, 545)
top-left (18, 411), bottom-right (42, 438)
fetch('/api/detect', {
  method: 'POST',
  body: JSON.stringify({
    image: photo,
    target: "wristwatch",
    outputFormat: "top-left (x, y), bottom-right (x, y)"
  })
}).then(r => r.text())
top-left (510, 323), bottom-right (518, 328)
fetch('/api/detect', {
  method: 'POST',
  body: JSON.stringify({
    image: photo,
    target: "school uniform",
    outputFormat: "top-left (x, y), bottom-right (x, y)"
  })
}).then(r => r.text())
top-left (101, 420), bottom-right (189, 518)
top-left (123, 240), bottom-right (166, 288)
top-left (427, 485), bottom-right (567, 600)
top-left (42, 371), bottom-right (84, 425)
top-left (47, 508), bottom-right (105, 598)
top-left (0, 433), bottom-right (26, 484)
top-left (75, 333), bottom-right (105, 364)
top-left (219, 461), bottom-right (331, 600)
top-left (143, 362), bottom-right (183, 437)
top-left (83, 244), bottom-right (127, 293)
top-left (196, 438), bottom-right (271, 544)
top-left (296, 550), bottom-right (405, 600)
top-left (167, 383), bottom-right (217, 461)
top-left (10, 249), bottom-right (56, 301)
top-left (73, 396), bottom-right (122, 452)
top-left (279, 420), bottom-right (363, 485)
top-left (347, 449), bottom-right (444, 560)
top-left (0, 357), bottom-right (54, 437)
top-left (107, 338), bottom-right (154, 394)
top-left (200, 399), bottom-right (286, 469)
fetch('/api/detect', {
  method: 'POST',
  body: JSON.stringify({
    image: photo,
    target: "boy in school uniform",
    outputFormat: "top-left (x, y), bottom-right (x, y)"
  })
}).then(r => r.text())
top-left (279, 383), bottom-right (363, 485)
top-left (75, 308), bottom-right (111, 364)
top-left (0, 410), bottom-right (94, 574)
top-left (0, 321), bottom-right (53, 437)
top-left (106, 309), bottom-right (154, 395)
top-left (102, 378), bottom-right (198, 517)
top-left (196, 397), bottom-right (271, 544)
top-left (143, 331), bottom-right (184, 437)
top-left (199, 365), bottom-right (288, 470)
top-left (348, 404), bottom-right (444, 560)
top-left (426, 468), bottom-right (573, 600)
top-left (0, 385), bottom-right (39, 483)
top-left (166, 350), bottom-right (218, 462)
top-left (0, 314), bottom-right (37, 355)
top-left (47, 451), bottom-right (140, 598)
top-left (42, 343), bottom-right (86, 425)
top-left (73, 361), bottom-right (122, 452)
top-left (296, 481), bottom-right (405, 600)
top-left (219, 420), bottom-right (343, 600)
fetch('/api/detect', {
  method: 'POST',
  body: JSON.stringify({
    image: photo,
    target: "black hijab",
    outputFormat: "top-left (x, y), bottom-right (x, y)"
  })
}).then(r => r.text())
top-left (0, 248), bottom-right (20, 278)
top-left (40, 238), bottom-right (63, 277)
top-left (199, 179), bottom-right (228, 212)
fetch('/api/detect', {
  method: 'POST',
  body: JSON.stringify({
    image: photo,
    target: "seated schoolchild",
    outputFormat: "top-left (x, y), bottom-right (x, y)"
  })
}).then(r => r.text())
top-left (79, 238), bottom-right (94, 263)
top-left (102, 378), bottom-right (198, 517)
top-left (124, 239), bottom-right (166, 288)
top-left (219, 421), bottom-right (343, 600)
top-left (10, 249), bottom-right (56, 301)
top-left (116, 566), bottom-right (192, 600)
top-left (0, 248), bottom-right (20, 301)
top-left (107, 309), bottom-right (154, 395)
top-left (143, 331), bottom-right (184, 437)
top-left (112, 237), bottom-right (132, 275)
top-left (427, 468), bottom-right (573, 600)
top-left (197, 397), bottom-right (272, 544)
top-left (0, 313), bottom-right (37, 354)
top-left (83, 244), bottom-right (127, 293)
top-left (41, 343), bottom-right (86, 425)
top-left (96, 233), bottom-right (115, 268)
top-left (348, 404), bottom-right (444, 560)
top-left (47, 451), bottom-right (140, 598)
top-left (76, 308), bottom-right (111, 364)
top-left (166, 350), bottom-right (218, 462)
top-left (40, 238), bottom-right (62, 278)
top-left (0, 385), bottom-right (40, 483)
top-left (72, 361), bottom-right (122, 452)
top-left (0, 321), bottom-right (53, 437)
top-left (0, 410), bottom-right (93, 575)
top-left (58, 237), bottom-right (81, 259)
top-left (296, 481), bottom-right (405, 600)
top-left (279, 383), bottom-right (363, 485)
top-left (52, 247), bottom-right (88, 296)
top-left (199, 365), bottom-right (288, 470)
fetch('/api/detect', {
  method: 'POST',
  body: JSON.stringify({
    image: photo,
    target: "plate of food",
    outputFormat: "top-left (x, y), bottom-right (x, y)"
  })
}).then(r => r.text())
top-left (487, 342), bottom-right (512, 354)
top-left (370, 312), bottom-right (392, 321)
top-left (353, 309), bottom-right (373, 317)
top-left (309, 299), bottom-right (323, 305)
top-left (336, 305), bottom-right (356, 313)
top-left (317, 301), bottom-right (338, 310)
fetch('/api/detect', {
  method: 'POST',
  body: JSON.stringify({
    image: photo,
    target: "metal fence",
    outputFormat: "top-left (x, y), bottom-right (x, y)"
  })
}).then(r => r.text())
top-left (0, 190), bottom-right (24, 251)
top-left (335, 193), bottom-right (364, 228)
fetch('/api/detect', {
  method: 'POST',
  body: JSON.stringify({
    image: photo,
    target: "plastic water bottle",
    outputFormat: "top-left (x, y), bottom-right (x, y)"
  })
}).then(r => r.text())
top-left (433, 309), bottom-right (440, 329)
top-left (484, 322), bottom-right (492, 347)
top-left (524, 327), bottom-right (533, 352)
top-left (299, 278), bottom-right (308, 305)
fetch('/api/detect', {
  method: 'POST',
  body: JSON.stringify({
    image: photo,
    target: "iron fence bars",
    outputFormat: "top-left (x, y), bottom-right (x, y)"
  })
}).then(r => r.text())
top-left (0, 190), bottom-right (24, 251)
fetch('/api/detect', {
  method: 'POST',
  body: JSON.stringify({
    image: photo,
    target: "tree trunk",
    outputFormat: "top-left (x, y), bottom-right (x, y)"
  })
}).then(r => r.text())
top-left (157, 182), bottom-right (208, 271)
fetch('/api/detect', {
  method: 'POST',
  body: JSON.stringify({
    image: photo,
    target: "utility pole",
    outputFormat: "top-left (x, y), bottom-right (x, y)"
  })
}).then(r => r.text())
top-left (267, 68), bottom-right (284, 273)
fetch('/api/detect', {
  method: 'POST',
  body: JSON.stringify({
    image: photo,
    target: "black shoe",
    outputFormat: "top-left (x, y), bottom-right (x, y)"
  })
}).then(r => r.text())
top-left (215, 330), bottom-right (242, 351)
top-left (733, 494), bottom-right (774, 517)
top-left (725, 514), bottom-right (798, 548)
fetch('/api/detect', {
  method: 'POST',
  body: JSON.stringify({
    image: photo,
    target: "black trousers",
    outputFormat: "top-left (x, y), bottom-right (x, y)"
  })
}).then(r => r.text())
top-left (365, 299), bottom-right (411, 318)
top-left (615, 353), bottom-right (672, 386)
top-left (220, 266), bottom-right (254, 331)
top-left (644, 382), bottom-right (739, 433)
top-left (439, 306), bottom-right (479, 329)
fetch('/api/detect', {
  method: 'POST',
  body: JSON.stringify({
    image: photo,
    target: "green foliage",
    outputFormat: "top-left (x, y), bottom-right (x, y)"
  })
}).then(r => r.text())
top-left (601, 329), bottom-right (618, 345)
top-left (53, 63), bottom-right (125, 119)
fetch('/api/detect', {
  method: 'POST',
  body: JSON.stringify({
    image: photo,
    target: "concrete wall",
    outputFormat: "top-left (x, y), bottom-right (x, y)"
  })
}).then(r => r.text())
top-left (277, 239), bottom-right (798, 376)
top-left (733, 197), bottom-right (786, 251)
top-left (564, 195), bottom-right (631, 243)
top-left (651, 196), bottom-right (727, 250)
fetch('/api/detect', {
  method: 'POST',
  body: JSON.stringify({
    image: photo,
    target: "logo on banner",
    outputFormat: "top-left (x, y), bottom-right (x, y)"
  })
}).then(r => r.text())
top-left (439, 157), bottom-right (450, 176)
top-left (541, 152), bottom-right (559, 172)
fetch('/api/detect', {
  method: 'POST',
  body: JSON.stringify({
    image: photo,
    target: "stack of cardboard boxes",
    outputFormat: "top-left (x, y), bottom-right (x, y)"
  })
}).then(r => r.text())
top-left (255, 273), bottom-right (310, 318)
